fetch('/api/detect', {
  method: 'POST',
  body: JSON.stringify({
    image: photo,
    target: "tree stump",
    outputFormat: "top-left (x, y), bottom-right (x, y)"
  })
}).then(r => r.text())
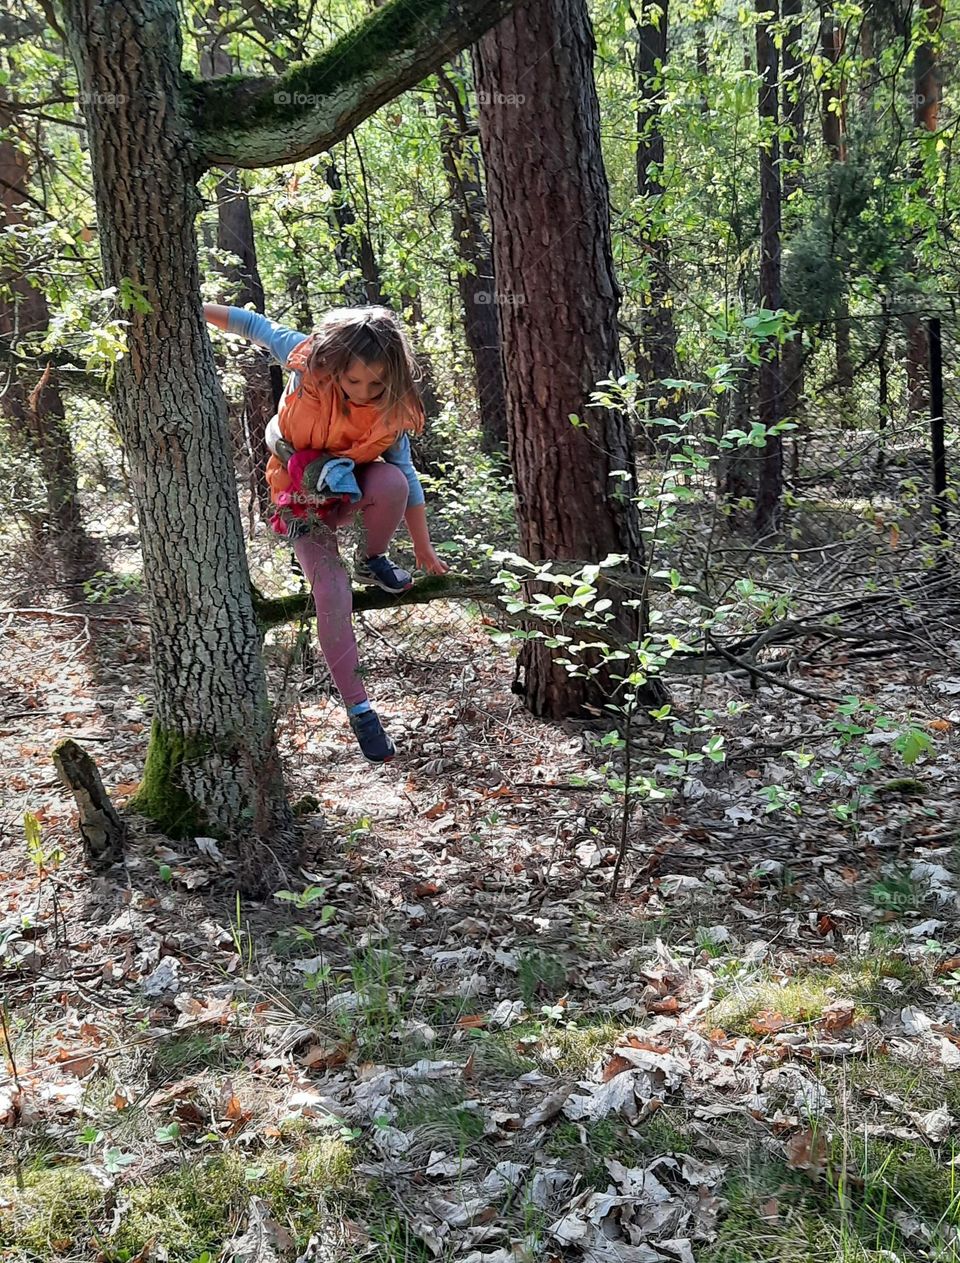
top-left (52, 738), bottom-right (127, 869)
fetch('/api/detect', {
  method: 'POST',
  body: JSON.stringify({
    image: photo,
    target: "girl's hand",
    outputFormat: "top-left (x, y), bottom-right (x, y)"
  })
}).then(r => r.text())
top-left (415, 543), bottom-right (450, 575)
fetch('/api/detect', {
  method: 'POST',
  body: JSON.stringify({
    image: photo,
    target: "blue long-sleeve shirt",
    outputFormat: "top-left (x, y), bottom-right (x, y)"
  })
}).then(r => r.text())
top-left (223, 306), bottom-right (425, 509)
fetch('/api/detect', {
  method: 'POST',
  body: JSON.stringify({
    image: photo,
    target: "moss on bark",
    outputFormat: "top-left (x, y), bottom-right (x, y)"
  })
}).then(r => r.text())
top-left (190, 0), bottom-right (449, 134)
top-left (128, 719), bottom-right (214, 838)
top-left (188, 0), bottom-right (523, 167)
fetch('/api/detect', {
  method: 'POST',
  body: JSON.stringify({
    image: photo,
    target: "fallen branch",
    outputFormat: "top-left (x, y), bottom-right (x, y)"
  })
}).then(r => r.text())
top-left (706, 634), bottom-right (843, 704)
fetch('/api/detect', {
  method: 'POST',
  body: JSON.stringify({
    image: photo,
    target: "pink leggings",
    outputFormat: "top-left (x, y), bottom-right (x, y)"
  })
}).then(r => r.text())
top-left (292, 461), bottom-right (408, 707)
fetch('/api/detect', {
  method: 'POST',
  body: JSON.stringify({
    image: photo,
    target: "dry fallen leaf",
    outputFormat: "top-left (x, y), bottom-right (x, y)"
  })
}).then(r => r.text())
top-left (819, 1000), bottom-right (855, 1033)
top-left (601, 1055), bottom-right (635, 1083)
top-left (523, 1085), bottom-right (574, 1128)
top-left (784, 1126), bottom-right (828, 1175)
top-left (751, 1010), bottom-right (787, 1035)
top-left (300, 1042), bottom-right (351, 1071)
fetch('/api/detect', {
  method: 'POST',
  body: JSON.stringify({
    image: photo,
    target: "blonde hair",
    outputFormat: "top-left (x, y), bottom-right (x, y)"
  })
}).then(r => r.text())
top-left (305, 305), bottom-right (425, 436)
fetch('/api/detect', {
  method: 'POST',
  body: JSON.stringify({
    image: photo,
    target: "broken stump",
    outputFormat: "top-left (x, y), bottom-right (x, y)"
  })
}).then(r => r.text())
top-left (52, 738), bottom-right (127, 869)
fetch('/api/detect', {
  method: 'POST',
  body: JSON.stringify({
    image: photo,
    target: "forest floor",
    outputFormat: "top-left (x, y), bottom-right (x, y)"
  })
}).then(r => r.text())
top-left (2, 513), bottom-right (960, 1263)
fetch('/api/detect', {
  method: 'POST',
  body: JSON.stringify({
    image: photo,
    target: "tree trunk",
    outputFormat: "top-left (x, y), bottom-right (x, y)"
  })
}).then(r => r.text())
top-left (59, 0), bottom-right (291, 887)
top-left (435, 61), bottom-right (507, 454)
top-left (53, 738), bottom-right (127, 870)
top-left (877, 296), bottom-right (890, 473)
top-left (818, 4), bottom-right (853, 396)
top-left (780, 0), bottom-right (804, 425)
top-left (325, 158), bottom-right (378, 306)
top-left (632, 0), bottom-right (680, 435)
top-left (397, 285), bottom-right (447, 482)
top-left (905, 0), bottom-right (944, 418)
top-left (474, 0), bottom-right (662, 719)
top-left (754, 0), bottom-right (783, 537)
top-left (200, 13), bottom-right (274, 519)
top-left (0, 115), bottom-right (91, 567)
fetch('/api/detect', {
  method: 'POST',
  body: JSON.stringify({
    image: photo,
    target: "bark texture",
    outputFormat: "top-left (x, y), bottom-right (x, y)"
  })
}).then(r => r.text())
top-left (53, 738), bottom-right (127, 869)
top-left (59, 0), bottom-right (291, 888)
top-left (474, 0), bottom-right (660, 719)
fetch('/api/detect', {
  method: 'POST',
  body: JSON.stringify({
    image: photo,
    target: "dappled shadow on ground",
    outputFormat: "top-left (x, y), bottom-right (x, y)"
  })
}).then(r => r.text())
top-left (3, 570), bottom-right (960, 1260)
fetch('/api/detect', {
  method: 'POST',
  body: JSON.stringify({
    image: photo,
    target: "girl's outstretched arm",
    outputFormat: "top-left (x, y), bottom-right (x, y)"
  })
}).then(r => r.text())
top-left (203, 304), bottom-right (307, 366)
top-left (203, 303), bottom-right (231, 331)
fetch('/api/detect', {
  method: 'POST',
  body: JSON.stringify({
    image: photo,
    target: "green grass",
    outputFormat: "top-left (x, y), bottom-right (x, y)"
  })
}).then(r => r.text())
top-left (394, 1084), bottom-right (488, 1147)
top-left (517, 949), bottom-right (568, 1007)
top-left (149, 1029), bottom-right (242, 1078)
top-left (545, 1112), bottom-right (691, 1189)
top-left (823, 1052), bottom-right (960, 1121)
top-left (701, 1132), bottom-right (960, 1262)
top-left (708, 955), bottom-right (925, 1035)
top-left (0, 1168), bottom-right (103, 1258)
top-left (0, 1142), bottom-right (355, 1262)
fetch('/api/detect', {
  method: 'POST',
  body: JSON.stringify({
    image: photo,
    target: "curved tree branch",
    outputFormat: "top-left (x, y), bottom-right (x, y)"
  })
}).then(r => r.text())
top-left (189, 0), bottom-right (525, 169)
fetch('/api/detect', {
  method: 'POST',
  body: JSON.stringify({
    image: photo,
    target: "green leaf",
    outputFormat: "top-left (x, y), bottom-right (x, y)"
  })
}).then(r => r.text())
top-left (896, 728), bottom-right (933, 766)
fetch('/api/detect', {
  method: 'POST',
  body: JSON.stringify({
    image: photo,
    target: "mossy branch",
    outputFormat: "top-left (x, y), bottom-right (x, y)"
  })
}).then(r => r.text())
top-left (251, 571), bottom-right (493, 627)
top-left (189, 0), bottom-right (524, 169)
top-left (250, 568), bottom-right (726, 672)
top-left (249, 565), bottom-right (713, 630)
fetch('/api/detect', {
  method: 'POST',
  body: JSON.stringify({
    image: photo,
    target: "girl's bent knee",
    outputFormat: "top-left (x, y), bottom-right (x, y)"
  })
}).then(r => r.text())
top-left (364, 460), bottom-right (409, 501)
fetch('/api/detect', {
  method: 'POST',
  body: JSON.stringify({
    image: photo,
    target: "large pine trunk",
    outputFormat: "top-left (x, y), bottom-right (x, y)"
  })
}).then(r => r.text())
top-left (474, 0), bottom-right (662, 719)
top-left (754, 0), bottom-right (783, 537)
top-left (60, 0), bottom-right (291, 887)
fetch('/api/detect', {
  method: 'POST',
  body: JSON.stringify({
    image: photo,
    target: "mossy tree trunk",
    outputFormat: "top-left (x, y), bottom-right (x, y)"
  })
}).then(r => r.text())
top-left (58, 0), bottom-right (291, 890)
top-left (474, 0), bottom-right (663, 720)
top-left (54, 0), bottom-right (526, 885)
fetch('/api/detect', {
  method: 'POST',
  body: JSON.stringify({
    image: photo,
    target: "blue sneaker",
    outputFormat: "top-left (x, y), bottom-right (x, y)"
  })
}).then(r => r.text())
top-left (348, 705), bottom-right (396, 763)
top-left (355, 553), bottom-right (413, 594)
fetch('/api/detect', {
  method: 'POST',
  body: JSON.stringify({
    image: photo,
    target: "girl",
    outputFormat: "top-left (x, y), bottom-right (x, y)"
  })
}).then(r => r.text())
top-left (204, 302), bottom-right (449, 764)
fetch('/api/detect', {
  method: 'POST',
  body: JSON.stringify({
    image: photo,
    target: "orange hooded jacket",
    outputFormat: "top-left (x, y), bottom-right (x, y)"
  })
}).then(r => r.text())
top-left (266, 335), bottom-right (424, 504)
